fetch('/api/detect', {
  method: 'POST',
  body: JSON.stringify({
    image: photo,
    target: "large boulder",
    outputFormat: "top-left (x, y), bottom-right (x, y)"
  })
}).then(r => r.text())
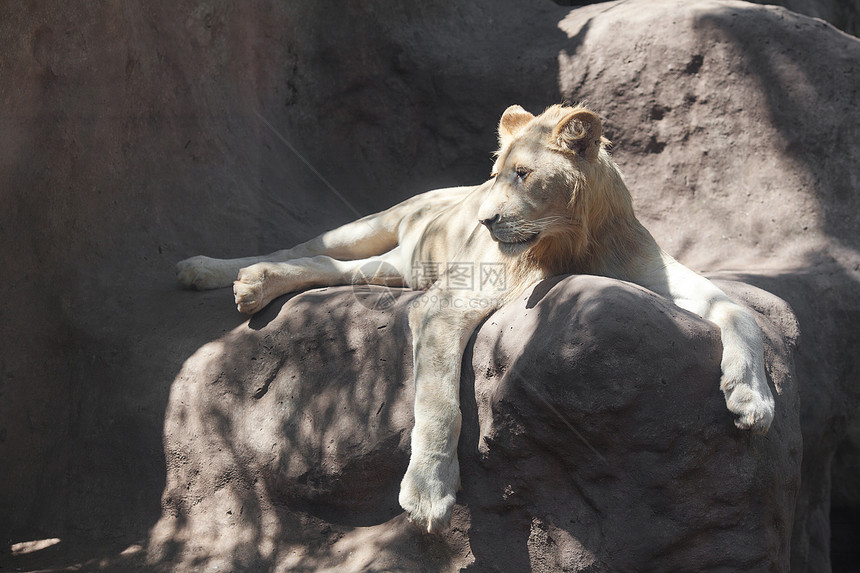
top-left (149, 276), bottom-right (801, 571)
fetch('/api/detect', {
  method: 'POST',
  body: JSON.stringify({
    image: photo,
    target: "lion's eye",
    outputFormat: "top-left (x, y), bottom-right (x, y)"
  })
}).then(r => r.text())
top-left (515, 167), bottom-right (532, 180)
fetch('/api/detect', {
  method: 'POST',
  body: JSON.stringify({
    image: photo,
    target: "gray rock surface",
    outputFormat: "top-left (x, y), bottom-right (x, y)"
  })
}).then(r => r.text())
top-left (149, 277), bottom-right (801, 571)
top-left (749, 0), bottom-right (860, 36)
top-left (1, 0), bottom-right (858, 571)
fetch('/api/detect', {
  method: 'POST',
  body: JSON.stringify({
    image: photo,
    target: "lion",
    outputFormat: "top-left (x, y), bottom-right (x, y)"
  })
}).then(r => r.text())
top-left (176, 104), bottom-right (775, 533)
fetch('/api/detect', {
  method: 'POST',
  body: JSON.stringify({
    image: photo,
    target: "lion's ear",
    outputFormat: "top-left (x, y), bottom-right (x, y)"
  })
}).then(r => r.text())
top-left (554, 109), bottom-right (604, 161)
top-left (498, 105), bottom-right (535, 148)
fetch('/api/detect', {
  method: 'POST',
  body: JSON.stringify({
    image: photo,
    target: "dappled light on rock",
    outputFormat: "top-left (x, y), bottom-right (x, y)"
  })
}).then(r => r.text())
top-left (150, 278), bottom-right (800, 571)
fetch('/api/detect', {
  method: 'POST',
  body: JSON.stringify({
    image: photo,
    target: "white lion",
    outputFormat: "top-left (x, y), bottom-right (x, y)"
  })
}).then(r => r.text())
top-left (177, 104), bottom-right (775, 533)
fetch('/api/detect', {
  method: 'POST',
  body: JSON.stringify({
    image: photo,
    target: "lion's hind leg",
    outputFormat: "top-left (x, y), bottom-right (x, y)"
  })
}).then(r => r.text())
top-left (233, 247), bottom-right (406, 314)
top-left (176, 187), bottom-right (470, 291)
top-left (176, 223), bottom-right (400, 293)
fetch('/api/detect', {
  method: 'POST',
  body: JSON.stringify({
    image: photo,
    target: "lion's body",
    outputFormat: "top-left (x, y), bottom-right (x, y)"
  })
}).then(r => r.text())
top-left (177, 104), bottom-right (775, 533)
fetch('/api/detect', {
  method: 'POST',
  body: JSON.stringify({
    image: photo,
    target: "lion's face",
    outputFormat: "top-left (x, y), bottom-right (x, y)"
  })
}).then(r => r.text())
top-left (478, 140), bottom-right (575, 256)
top-left (477, 105), bottom-right (606, 257)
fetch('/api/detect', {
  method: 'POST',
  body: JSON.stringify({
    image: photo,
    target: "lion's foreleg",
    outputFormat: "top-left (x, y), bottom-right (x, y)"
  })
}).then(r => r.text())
top-left (400, 293), bottom-right (493, 533)
top-left (232, 247), bottom-right (405, 314)
top-left (706, 297), bottom-right (775, 433)
top-left (645, 260), bottom-right (775, 433)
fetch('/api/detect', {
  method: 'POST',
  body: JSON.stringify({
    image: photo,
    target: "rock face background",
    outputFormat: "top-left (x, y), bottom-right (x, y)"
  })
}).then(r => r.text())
top-left (1, 0), bottom-right (858, 571)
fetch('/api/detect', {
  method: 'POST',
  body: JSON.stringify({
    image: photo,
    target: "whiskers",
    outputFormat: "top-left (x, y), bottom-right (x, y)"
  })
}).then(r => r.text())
top-left (520, 216), bottom-right (566, 232)
top-left (493, 216), bottom-right (567, 243)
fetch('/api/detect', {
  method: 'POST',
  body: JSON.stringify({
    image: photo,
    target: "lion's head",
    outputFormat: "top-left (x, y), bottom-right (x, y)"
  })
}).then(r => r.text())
top-left (477, 104), bottom-right (644, 275)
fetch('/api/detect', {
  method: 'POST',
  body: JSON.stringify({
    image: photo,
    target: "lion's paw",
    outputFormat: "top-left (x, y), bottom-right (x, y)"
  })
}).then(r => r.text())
top-left (176, 256), bottom-right (234, 290)
top-left (723, 376), bottom-right (775, 435)
top-left (233, 265), bottom-right (272, 315)
top-left (398, 456), bottom-right (459, 534)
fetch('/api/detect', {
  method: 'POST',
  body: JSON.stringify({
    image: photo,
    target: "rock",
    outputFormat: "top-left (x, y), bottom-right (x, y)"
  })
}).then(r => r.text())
top-left (749, 0), bottom-right (860, 36)
top-left (149, 276), bottom-right (801, 571)
top-left (831, 414), bottom-right (860, 569)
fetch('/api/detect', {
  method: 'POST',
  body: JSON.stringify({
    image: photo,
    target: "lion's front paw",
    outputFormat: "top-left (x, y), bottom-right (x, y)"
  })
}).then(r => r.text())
top-left (233, 264), bottom-right (272, 315)
top-left (723, 374), bottom-right (775, 434)
top-left (176, 256), bottom-right (234, 290)
top-left (398, 455), bottom-right (459, 534)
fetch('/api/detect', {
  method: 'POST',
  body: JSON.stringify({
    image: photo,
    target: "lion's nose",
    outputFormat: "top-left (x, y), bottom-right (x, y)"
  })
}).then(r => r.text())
top-left (480, 214), bottom-right (500, 229)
